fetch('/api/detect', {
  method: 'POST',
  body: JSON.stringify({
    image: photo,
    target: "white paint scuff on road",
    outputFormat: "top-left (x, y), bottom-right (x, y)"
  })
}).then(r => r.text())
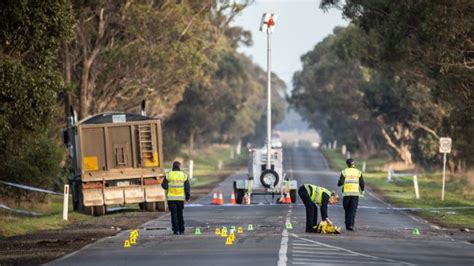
top-left (278, 205), bottom-right (292, 266)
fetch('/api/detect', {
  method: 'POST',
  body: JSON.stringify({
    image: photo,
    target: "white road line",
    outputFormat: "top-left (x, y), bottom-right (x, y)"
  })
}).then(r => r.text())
top-left (290, 233), bottom-right (412, 265)
top-left (278, 205), bottom-right (292, 266)
top-left (292, 246), bottom-right (336, 251)
top-left (292, 260), bottom-right (400, 265)
top-left (292, 250), bottom-right (357, 256)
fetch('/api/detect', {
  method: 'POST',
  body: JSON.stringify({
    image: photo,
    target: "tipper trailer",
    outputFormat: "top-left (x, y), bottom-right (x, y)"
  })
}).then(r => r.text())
top-left (64, 109), bottom-right (166, 216)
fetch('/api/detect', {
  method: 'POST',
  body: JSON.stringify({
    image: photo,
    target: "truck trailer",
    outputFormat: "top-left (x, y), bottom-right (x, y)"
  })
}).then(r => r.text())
top-left (234, 145), bottom-right (297, 204)
top-left (63, 108), bottom-right (166, 216)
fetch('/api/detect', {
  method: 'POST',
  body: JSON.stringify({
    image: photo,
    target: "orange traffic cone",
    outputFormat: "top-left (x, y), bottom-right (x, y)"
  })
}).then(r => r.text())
top-left (278, 194), bottom-right (285, 204)
top-left (230, 192), bottom-right (237, 205)
top-left (212, 192), bottom-right (218, 205)
top-left (284, 193), bottom-right (292, 204)
top-left (218, 192), bottom-right (224, 205)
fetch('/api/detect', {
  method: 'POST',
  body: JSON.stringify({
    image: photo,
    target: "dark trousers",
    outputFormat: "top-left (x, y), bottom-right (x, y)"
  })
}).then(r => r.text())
top-left (168, 200), bottom-right (185, 233)
top-left (343, 196), bottom-right (359, 228)
top-left (298, 186), bottom-right (318, 232)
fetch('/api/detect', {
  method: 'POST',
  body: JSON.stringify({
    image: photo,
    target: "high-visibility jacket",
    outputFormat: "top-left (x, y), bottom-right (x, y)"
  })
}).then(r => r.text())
top-left (341, 167), bottom-right (362, 196)
top-left (304, 184), bottom-right (331, 206)
top-left (166, 171), bottom-right (187, 201)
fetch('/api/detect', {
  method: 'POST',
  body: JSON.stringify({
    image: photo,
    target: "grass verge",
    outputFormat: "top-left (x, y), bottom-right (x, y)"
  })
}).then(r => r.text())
top-left (320, 148), bottom-right (474, 229)
top-left (187, 144), bottom-right (247, 188)
top-left (0, 196), bottom-right (91, 237)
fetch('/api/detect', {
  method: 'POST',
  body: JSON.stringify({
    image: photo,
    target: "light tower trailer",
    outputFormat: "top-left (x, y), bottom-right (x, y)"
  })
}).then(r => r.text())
top-left (63, 107), bottom-right (167, 216)
top-left (233, 146), bottom-right (297, 204)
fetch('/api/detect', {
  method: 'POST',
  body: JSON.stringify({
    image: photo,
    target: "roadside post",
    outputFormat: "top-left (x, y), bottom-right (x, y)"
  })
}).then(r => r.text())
top-left (439, 137), bottom-right (452, 201)
top-left (259, 13), bottom-right (277, 170)
top-left (362, 161), bottom-right (366, 172)
top-left (413, 175), bottom-right (420, 199)
top-left (341, 145), bottom-right (347, 155)
top-left (63, 184), bottom-right (69, 221)
top-left (189, 160), bottom-right (194, 180)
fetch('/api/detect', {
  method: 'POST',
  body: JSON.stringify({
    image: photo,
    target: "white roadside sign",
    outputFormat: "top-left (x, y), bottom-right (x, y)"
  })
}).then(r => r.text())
top-left (439, 137), bottom-right (452, 153)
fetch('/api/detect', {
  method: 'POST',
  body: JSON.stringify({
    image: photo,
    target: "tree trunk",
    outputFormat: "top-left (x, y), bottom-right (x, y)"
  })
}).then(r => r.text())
top-left (79, 60), bottom-right (92, 119)
top-left (63, 42), bottom-right (72, 120)
top-left (380, 127), bottom-right (414, 166)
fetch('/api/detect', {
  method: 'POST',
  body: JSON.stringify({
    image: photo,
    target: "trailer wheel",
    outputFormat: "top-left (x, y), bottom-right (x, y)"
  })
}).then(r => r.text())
top-left (260, 169), bottom-right (279, 188)
top-left (84, 206), bottom-right (94, 216)
top-left (235, 189), bottom-right (245, 204)
top-left (94, 205), bottom-right (106, 216)
top-left (145, 202), bottom-right (156, 212)
top-left (290, 189), bottom-right (297, 203)
top-left (156, 201), bottom-right (167, 212)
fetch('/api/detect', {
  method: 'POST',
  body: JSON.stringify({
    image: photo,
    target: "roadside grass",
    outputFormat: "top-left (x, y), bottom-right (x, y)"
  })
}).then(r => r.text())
top-left (0, 196), bottom-right (90, 237)
top-left (0, 144), bottom-right (247, 237)
top-left (186, 144), bottom-right (247, 188)
top-left (320, 149), bottom-right (474, 229)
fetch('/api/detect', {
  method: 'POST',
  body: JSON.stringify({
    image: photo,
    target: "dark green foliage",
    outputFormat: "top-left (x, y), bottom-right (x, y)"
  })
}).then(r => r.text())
top-left (297, 1), bottom-right (473, 167)
top-left (0, 1), bottom-right (73, 187)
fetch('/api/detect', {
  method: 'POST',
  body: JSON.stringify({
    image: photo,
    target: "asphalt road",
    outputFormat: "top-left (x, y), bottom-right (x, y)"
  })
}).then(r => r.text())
top-left (51, 147), bottom-right (474, 265)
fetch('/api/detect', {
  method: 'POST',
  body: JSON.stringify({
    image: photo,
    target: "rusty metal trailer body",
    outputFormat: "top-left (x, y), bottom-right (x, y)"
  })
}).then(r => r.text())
top-left (64, 111), bottom-right (166, 215)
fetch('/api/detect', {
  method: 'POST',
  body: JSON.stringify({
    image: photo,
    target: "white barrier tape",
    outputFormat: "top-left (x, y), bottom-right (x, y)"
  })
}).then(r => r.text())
top-left (0, 180), bottom-right (64, 195)
top-left (0, 204), bottom-right (44, 216)
top-left (185, 203), bottom-right (474, 211)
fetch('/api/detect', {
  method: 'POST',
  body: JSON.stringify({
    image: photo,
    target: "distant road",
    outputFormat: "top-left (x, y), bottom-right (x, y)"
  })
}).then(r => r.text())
top-left (50, 147), bottom-right (474, 265)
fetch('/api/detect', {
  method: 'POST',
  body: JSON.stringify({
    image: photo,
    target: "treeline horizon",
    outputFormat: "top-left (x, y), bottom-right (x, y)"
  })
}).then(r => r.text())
top-left (291, 1), bottom-right (473, 177)
top-left (0, 1), bottom-right (287, 189)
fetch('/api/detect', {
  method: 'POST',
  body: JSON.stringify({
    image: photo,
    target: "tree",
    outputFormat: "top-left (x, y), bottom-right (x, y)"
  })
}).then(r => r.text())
top-left (319, 0), bottom-right (473, 167)
top-left (62, 1), bottom-right (217, 119)
top-left (0, 1), bottom-right (73, 186)
top-left (291, 27), bottom-right (381, 154)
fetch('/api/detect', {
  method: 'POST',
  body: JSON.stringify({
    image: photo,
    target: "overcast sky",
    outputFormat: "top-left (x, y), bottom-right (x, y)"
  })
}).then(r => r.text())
top-left (232, 0), bottom-right (348, 92)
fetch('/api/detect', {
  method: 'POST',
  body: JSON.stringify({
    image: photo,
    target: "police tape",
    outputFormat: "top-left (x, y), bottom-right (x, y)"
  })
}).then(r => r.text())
top-left (0, 204), bottom-right (44, 216)
top-left (0, 180), bottom-right (64, 196)
top-left (184, 203), bottom-right (474, 211)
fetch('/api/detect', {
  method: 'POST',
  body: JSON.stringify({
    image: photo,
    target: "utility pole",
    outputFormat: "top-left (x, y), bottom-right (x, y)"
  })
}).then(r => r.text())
top-left (260, 13), bottom-right (277, 170)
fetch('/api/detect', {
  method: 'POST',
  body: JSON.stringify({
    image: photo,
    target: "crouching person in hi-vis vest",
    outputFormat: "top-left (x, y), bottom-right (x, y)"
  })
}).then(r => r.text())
top-left (298, 184), bottom-right (339, 233)
top-left (162, 161), bottom-right (190, 235)
top-left (337, 158), bottom-right (365, 231)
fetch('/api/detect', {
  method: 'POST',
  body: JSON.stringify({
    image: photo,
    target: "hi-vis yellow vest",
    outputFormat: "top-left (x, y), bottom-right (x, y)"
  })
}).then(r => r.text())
top-left (341, 167), bottom-right (362, 196)
top-left (166, 171), bottom-right (187, 201)
top-left (304, 184), bottom-right (331, 206)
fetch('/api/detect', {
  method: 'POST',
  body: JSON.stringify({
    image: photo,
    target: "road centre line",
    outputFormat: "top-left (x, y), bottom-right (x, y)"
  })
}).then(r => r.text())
top-left (278, 205), bottom-right (292, 266)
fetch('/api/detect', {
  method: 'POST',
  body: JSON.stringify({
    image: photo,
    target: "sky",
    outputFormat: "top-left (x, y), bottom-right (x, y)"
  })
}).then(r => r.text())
top-left (232, 0), bottom-right (348, 92)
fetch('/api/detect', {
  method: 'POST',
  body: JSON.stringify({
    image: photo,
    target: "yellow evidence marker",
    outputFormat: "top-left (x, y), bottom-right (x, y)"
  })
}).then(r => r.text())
top-left (130, 235), bottom-right (137, 244)
top-left (215, 228), bottom-right (221, 235)
top-left (237, 227), bottom-right (244, 234)
top-left (123, 240), bottom-right (131, 248)
top-left (229, 232), bottom-right (236, 242)
top-left (226, 236), bottom-right (233, 246)
top-left (221, 228), bottom-right (228, 237)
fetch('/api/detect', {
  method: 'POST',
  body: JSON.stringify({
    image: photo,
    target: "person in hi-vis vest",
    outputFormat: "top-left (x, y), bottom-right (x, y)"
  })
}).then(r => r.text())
top-left (298, 184), bottom-right (339, 233)
top-left (162, 161), bottom-right (190, 235)
top-left (337, 158), bottom-right (365, 231)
